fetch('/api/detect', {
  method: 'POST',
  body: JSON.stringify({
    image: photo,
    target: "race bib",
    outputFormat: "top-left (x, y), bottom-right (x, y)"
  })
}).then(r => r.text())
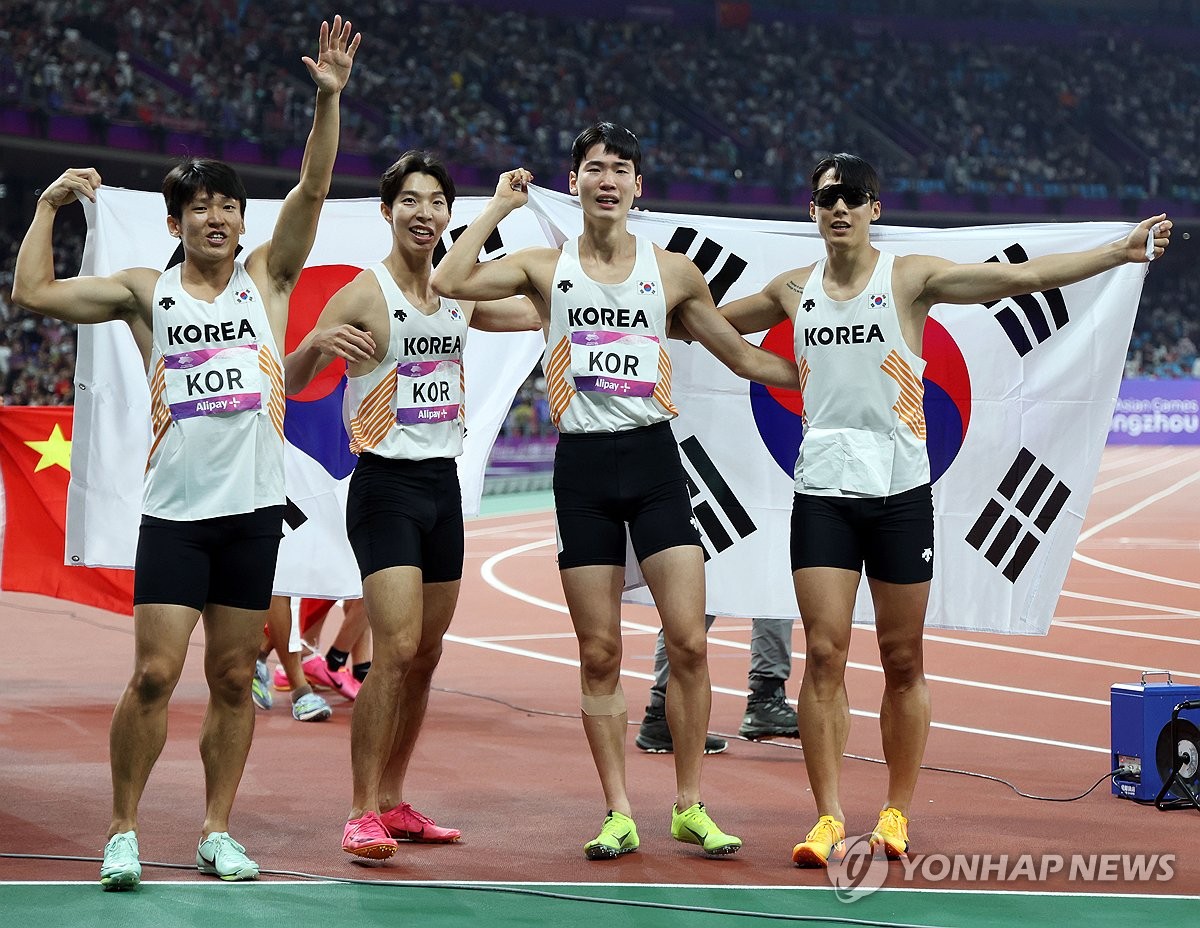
top-left (569, 330), bottom-right (660, 397)
top-left (395, 359), bottom-right (462, 424)
top-left (163, 343), bottom-right (262, 421)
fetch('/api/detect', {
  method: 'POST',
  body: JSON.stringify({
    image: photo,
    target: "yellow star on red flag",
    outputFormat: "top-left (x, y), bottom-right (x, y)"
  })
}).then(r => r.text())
top-left (24, 423), bottom-right (72, 474)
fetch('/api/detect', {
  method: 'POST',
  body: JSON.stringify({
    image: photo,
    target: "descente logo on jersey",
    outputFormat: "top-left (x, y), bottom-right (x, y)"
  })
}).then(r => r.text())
top-left (166, 319), bottom-right (256, 346)
top-left (803, 323), bottom-right (885, 346)
top-left (403, 335), bottom-right (462, 356)
top-left (567, 306), bottom-right (649, 328)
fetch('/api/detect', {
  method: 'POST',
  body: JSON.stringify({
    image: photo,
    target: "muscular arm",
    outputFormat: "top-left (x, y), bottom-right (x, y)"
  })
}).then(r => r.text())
top-left (284, 270), bottom-right (380, 395)
top-left (910, 214), bottom-right (1172, 310)
top-left (12, 169), bottom-right (156, 349)
top-left (431, 169), bottom-right (547, 302)
top-left (467, 295), bottom-right (546, 333)
top-left (718, 268), bottom-right (807, 335)
top-left (665, 253), bottom-right (799, 390)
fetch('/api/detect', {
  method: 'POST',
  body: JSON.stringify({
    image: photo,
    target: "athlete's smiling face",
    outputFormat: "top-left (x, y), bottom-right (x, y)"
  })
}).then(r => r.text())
top-left (381, 171), bottom-right (450, 252)
top-left (569, 144), bottom-right (642, 219)
top-left (167, 191), bottom-right (245, 260)
top-left (810, 168), bottom-right (880, 245)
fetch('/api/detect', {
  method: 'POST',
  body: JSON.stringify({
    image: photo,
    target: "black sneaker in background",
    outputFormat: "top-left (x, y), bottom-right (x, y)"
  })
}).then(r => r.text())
top-left (739, 688), bottom-right (800, 740)
top-left (635, 707), bottom-right (728, 754)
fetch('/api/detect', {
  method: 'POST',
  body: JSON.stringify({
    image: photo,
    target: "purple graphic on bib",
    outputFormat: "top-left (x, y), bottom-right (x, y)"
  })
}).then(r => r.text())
top-left (169, 392), bottom-right (262, 420)
top-left (164, 344), bottom-right (255, 369)
top-left (396, 405), bottom-right (459, 424)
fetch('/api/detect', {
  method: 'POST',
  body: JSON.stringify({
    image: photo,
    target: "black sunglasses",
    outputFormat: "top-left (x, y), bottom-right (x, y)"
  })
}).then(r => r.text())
top-left (812, 184), bottom-right (874, 209)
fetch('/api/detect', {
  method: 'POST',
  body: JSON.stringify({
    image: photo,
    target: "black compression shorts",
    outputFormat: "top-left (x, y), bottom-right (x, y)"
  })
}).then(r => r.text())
top-left (789, 484), bottom-right (934, 584)
top-left (346, 453), bottom-right (464, 583)
top-left (553, 421), bottom-right (700, 570)
top-left (133, 505), bottom-right (285, 611)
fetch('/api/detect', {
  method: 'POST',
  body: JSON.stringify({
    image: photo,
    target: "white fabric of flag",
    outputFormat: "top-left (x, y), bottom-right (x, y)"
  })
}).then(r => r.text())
top-left (69, 185), bottom-right (1145, 631)
top-left (68, 188), bottom-right (546, 598)
top-left (523, 189), bottom-right (1144, 634)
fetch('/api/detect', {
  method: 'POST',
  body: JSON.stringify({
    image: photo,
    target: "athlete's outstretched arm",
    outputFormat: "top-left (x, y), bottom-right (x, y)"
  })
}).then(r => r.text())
top-left (257, 16), bottom-right (361, 293)
top-left (719, 269), bottom-right (803, 335)
top-left (913, 214), bottom-right (1172, 309)
top-left (667, 254), bottom-right (799, 390)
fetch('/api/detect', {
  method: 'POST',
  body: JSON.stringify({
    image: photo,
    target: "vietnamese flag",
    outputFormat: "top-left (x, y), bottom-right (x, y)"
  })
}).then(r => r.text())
top-left (0, 406), bottom-right (134, 614)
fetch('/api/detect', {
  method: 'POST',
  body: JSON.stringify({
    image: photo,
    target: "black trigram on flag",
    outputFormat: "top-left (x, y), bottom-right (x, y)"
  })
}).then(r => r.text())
top-left (983, 244), bottom-right (1069, 357)
top-left (664, 227), bottom-right (748, 303)
top-left (678, 435), bottom-right (756, 560)
top-left (433, 225), bottom-right (505, 266)
top-left (282, 497), bottom-right (309, 533)
top-left (965, 447), bottom-right (1072, 582)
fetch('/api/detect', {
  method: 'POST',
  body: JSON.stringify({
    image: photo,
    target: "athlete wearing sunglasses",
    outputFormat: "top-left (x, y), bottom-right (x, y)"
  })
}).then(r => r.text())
top-left (717, 152), bottom-right (1172, 869)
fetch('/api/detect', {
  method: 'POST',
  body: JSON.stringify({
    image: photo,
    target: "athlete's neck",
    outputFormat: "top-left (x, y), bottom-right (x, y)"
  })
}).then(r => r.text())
top-left (823, 243), bottom-right (881, 293)
top-left (178, 256), bottom-right (235, 304)
top-left (578, 224), bottom-right (635, 276)
top-left (383, 249), bottom-right (438, 312)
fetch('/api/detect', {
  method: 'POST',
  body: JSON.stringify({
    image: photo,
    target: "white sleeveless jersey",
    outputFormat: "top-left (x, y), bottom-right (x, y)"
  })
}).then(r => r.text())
top-left (543, 235), bottom-right (677, 434)
top-left (145, 262), bottom-right (285, 520)
top-left (344, 264), bottom-right (467, 461)
top-left (792, 251), bottom-right (929, 497)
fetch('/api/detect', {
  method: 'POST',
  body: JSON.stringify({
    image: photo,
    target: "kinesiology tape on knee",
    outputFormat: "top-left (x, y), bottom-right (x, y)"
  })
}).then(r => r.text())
top-left (580, 685), bottom-right (626, 717)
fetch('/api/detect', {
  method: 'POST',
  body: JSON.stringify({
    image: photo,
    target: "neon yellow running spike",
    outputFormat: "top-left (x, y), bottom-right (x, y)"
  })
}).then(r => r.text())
top-left (584, 810), bottom-right (639, 860)
top-left (670, 802), bottom-right (742, 856)
top-left (792, 815), bottom-right (846, 868)
top-left (870, 807), bottom-right (910, 859)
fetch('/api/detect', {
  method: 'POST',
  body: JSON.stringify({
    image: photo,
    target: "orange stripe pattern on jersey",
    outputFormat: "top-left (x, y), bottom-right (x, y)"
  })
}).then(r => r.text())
top-left (147, 356), bottom-right (170, 471)
top-left (260, 346), bottom-right (286, 441)
top-left (545, 336), bottom-right (576, 428)
top-left (651, 345), bottom-right (678, 416)
top-left (881, 349), bottom-right (926, 440)
top-left (798, 356), bottom-right (811, 429)
top-left (349, 373), bottom-right (396, 454)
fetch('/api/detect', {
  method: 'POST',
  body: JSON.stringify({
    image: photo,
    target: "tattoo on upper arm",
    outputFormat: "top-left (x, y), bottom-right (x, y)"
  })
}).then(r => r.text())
top-left (786, 279), bottom-right (804, 295)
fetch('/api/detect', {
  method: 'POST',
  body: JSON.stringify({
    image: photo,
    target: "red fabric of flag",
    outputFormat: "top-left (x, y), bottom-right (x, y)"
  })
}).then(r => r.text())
top-left (0, 406), bottom-right (134, 614)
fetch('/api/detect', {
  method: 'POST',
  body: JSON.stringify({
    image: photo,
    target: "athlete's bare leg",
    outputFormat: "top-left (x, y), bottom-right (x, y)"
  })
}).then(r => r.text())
top-left (792, 566), bottom-right (860, 823)
top-left (868, 577), bottom-right (931, 815)
top-left (560, 563), bottom-right (631, 816)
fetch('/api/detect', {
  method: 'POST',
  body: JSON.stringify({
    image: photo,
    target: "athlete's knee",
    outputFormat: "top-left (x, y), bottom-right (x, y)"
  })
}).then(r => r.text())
top-left (878, 640), bottom-right (924, 688)
top-left (581, 683), bottom-right (626, 717)
top-left (204, 659), bottom-right (253, 703)
top-left (662, 630), bottom-right (706, 675)
top-left (577, 636), bottom-right (622, 680)
top-left (128, 660), bottom-right (182, 705)
top-left (803, 637), bottom-right (850, 680)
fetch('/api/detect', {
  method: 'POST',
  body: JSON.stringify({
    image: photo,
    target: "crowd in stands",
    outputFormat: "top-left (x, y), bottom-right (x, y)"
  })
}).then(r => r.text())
top-left (1, 0), bottom-right (1197, 409)
top-left (2, 0), bottom-right (1199, 203)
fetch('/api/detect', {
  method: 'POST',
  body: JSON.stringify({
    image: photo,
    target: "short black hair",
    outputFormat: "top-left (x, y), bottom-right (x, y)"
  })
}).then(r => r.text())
top-left (161, 158), bottom-right (247, 220)
top-left (571, 122), bottom-right (642, 176)
top-left (810, 153), bottom-right (880, 199)
top-left (380, 150), bottom-right (456, 211)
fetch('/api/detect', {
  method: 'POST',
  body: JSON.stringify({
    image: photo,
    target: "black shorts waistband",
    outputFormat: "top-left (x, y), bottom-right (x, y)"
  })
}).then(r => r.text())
top-left (555, 421), bottom-right (675, 444)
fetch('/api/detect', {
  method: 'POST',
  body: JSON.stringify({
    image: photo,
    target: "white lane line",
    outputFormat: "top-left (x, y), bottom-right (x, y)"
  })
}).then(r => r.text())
top-left (924, 632), bottom-right (1200, 681)
top-left (613, 619), bottom-right (1109, 707)
top-left (1049, 620), bottom-right (1200, 647)
top-left (475, 538), bottom-right (1111, 749)
top-left (1058, 589), bottom-right (1200, 617)
top-left (1056, 613), bottom-right (1200, 623)
top-left (1091, 448), bottom-right (1200, 492)
top-left (1076, 469), bottom-right (1200, 543)
top-left (441, 633), bottom-right (1107, 753)
top-left (1070, 551), bottom-right (1200, 592)
top-left (466, 518), bottom-right (553, 539)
